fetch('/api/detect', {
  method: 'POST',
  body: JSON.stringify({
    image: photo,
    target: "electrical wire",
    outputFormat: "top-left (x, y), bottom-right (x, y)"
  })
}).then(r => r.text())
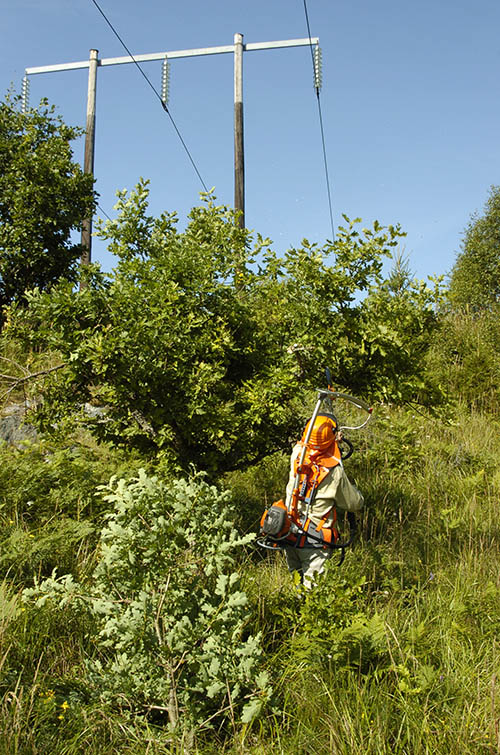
top-left (89, 0), bottom-right (208, 192)
top-left (97, 203), bottom-right (112, 221)
top-left (303, 0), bottom-right (335, 242)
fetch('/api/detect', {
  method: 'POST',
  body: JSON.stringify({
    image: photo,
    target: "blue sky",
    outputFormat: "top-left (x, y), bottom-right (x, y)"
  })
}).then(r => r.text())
top-left (2, 0), bottom-right (500, 281)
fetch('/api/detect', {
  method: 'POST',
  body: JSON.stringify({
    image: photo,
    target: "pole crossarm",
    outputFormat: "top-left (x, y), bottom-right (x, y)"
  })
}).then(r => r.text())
top-left (24, 33), bottom-right (321, 261)
top-left (25, 37), bottom-right (319, 75)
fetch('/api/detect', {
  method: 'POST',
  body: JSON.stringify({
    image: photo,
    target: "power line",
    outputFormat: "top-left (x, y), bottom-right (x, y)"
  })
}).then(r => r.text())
top-left (303, 0), bottom-right (335, 242)
top-left (315, 96), bottom-right (335, 243)
top-left (97, 203), bottom-right (112, 221)
top-left (89, 0), bottom-right (208, 192)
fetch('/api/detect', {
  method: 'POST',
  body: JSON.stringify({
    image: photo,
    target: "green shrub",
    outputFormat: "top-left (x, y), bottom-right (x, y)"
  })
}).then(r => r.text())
top-left (23, 470), bottom-right (271, 737)
top-left (426, 308), bottom-right (500, 412)
top-left (290, 567), bottom-right (387, 672)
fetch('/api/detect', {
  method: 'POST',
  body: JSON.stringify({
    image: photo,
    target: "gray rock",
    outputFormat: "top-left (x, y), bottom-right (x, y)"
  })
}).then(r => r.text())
top-left (0, 403), bottom-right (37, 446)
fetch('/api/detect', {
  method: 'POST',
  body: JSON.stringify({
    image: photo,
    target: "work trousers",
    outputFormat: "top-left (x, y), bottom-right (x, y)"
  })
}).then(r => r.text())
top-left (284, 546), bottom-right (331, 589)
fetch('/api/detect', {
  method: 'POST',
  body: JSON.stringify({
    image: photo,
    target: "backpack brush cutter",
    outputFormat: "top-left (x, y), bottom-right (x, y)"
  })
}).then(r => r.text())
top-left (257, 376), bottom-right (373, 566)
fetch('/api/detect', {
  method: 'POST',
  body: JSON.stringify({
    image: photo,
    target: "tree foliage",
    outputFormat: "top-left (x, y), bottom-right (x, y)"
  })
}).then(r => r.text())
top-left (448, 185), bottom-right (500, 310)
top-left (0, 94), bottom-right (96, 317)
top-left (428, 186), bottom-right (500, 410)
top-left (5, 180), bottom-right (443, 472)
top-left (359, 251), bottom-right (444, 403)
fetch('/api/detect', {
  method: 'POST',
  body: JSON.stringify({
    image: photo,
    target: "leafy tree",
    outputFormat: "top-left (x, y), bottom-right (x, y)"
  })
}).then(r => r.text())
top-left (0, 94), bottom-right (96, 318)
top-left (6, 181), bottom-right (442, 473)
top-left (428, 187), bottom-right (500, 410)
top-left (358, 251), bottom-right (444, 403)
top-left (448, 185), bottom-right (500, 310)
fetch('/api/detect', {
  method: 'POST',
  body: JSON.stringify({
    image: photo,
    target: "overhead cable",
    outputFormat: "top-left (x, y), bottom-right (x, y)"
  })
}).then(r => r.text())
top-left (302, 0), bottom-right (335, 242)
top-left (97, 203), bottom-right (112, 222)
top-left (89, 0), bottom-right (208, 192)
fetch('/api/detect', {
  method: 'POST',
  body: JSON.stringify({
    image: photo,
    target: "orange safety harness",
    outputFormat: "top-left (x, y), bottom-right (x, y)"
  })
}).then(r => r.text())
top-left (259, 426), bottom-right (343, 550)
top-left (257, 382), bottom-right (372, 563)
top-left (290, 437), bottom-right (342, 547)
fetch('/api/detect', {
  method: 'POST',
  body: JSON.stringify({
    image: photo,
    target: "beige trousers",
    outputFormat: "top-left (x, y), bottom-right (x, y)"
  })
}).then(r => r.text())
top-left (284, 546), bottom-right (331, 588)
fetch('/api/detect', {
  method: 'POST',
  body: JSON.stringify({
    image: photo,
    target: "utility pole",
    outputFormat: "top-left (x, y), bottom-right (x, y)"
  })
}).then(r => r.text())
top-left (24, 35), bottom-right (320, 254)
top-left (234, 33), bottom-right (245, 229)
top-left (81, 49), bottom-right (98, 266)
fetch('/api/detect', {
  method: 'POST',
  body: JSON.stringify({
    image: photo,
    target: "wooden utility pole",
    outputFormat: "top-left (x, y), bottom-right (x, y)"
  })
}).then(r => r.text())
top-left (81, 49), bottom-right (98, 266)
top-left (234, 33), bottom-right (245, 229)
top-left (24, 35), bottom-right (319, 246)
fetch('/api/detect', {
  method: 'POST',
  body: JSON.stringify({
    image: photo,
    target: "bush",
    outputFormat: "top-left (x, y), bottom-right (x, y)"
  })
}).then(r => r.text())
top-left (6, 184), bottom-right (410, 472)
top-left (426, 307), bottom-right (500, 412)
top-left (23, 470), bottom-right (271, 737)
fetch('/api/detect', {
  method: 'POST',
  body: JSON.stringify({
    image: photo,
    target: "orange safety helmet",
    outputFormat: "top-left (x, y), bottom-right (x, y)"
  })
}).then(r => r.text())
top-left (302, 413), bottom-right (338, 451)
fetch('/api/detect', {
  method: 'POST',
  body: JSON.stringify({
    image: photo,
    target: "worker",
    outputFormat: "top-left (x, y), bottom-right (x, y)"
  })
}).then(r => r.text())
top-left (283, 413), bottom-right (364, 588)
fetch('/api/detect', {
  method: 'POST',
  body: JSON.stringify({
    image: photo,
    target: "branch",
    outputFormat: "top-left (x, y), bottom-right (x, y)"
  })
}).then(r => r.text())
top-left (0, 363), bottom-right (66, 401)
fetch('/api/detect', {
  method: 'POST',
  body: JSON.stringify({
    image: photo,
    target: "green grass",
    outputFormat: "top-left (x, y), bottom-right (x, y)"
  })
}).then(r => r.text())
top-left (1, 404), bottom-right (499, 752)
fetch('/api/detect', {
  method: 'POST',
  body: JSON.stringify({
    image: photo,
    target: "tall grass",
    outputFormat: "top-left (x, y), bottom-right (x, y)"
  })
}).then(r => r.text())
top-left (1, 404), bottom-right (499, 752)
top-left (239, 405), bottom-right (500, 754)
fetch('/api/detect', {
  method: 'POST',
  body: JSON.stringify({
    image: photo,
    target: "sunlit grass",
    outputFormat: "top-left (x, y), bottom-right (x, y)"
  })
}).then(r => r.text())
top-left (0, 403), bottom-right (499, 752)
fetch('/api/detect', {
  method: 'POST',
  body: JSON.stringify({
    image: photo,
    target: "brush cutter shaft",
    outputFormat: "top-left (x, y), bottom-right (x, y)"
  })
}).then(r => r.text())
top-left (291, 394), bottom-right (325, 519)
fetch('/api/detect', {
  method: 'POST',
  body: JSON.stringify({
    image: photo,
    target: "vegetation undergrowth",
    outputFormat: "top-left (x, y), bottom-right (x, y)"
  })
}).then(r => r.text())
top-left (239, 404), bottom-right (500, 754)
top-left (0, 403), bottom-right (498, 753)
